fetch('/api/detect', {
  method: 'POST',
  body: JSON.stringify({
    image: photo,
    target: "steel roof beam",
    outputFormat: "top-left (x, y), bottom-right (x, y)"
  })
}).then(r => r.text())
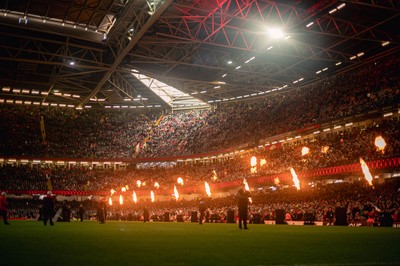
top-left (79, 0), bottom-right (173, 107)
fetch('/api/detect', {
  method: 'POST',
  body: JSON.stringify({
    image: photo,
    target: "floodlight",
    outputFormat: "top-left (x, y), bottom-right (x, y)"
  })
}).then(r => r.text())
top-left (267, 28), bottom-right (284, 39)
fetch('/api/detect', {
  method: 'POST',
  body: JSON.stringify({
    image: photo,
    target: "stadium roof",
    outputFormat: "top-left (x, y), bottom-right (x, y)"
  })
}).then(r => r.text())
top-left (0, 0), bottom-right (399, 110)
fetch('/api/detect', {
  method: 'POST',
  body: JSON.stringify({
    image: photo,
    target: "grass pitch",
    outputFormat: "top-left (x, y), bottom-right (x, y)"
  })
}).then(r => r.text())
top-left (1, 221), bottom-right (399, 266)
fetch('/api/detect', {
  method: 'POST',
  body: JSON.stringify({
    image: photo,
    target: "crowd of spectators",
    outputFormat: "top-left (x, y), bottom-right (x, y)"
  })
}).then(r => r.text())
top-left (255, 119), bottom-right (400, 174)
top-left (0, 164), bottom-right (48, 190)
top-left (182, 55), bottom-right (400, 154)
top-left (0, 54), bottom-right (399, 159)
top-left (0, 116), bottom-right (400, 195)
top-left (142, 111), bottom-right (210, 157)
top-left (1, 117), bottom-right (399, 193)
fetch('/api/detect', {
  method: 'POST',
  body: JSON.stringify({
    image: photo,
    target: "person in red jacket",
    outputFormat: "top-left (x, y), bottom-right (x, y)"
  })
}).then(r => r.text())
top-left (0, 191), bottom-right (10, 225)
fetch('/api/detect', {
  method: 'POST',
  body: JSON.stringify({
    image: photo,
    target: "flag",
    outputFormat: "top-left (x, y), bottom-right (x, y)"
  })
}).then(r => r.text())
top-left (134, 142), bottom-right (140, 155)
top-left (40, 115), bottom-right (46, 143)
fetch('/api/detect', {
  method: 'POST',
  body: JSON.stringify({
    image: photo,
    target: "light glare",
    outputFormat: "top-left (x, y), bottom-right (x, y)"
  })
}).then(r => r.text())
top-left (267, 28), bottom-right (284, 39)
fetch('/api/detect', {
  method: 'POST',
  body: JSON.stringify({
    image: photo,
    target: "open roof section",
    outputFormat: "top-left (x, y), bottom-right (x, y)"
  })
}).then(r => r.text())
top-left (0, 0), bottom-right (399, 109)
top-left (130, 70), bottom-right (209, 109)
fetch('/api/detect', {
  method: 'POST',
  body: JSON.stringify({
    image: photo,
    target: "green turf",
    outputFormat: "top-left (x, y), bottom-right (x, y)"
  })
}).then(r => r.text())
top-left (1, 221), bottom-right (399, 266)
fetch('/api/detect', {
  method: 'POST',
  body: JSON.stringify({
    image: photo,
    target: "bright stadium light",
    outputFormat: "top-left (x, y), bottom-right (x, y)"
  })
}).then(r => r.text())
top-left (267, 28), bottom-right (284, 39)
top-left (329, 8), bottom-right (337, 14)
top-left (306, 22), bottom-right (314, 28)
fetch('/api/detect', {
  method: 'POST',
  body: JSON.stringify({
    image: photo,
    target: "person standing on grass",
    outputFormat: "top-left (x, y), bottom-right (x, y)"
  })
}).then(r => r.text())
top-left (237, 186), bottom-right (250, 230)
top-left (199, 198), bottom-right (206, 225)
top-left (143, 207), bottom-right (149, 223)
top-left (97, 198), bottom-right (107, 224)
top-left (78, 204), bottom-right (85, 222)
top-left (326, 207), bottom-right (335, 226)
top-left (0, 191), bottom-right (10, 225)
top-left (42, 191), bottom-right (55, 226)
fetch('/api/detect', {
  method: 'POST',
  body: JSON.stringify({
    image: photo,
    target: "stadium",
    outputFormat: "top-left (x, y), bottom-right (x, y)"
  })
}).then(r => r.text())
top-left (0, 0), bottom-right (400, 265)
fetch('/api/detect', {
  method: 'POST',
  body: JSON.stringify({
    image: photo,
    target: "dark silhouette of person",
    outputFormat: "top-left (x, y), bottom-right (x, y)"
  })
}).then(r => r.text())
top-left (326, 207), bottom-right (335, 225)
top-left (78, 204), bottom-right (85, 222)
top-left (42, 191), bottom-right (55, 226)
top-left (237, 187), bottom-right (250, 229)
top-left (199, 198), bottom-right (206, 225)
top-left (97, 198), bottom-right (107, 224)
top-left (143, 207), bottom-right (149, 223)
top-left (62, 201), bottom-right (71, 222)
top-left (0, 191), bottom-right (10, 225)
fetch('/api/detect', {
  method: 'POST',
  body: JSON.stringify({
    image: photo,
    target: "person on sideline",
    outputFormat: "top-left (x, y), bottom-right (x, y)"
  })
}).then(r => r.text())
top-left (0, 191), bottom-right (10, 225)
top-left (42, 191), bottom-right (55, 226)
top-left (237, 186), bottom-right (250, 229)
top-left (199, 198), bottom-right (206, 225)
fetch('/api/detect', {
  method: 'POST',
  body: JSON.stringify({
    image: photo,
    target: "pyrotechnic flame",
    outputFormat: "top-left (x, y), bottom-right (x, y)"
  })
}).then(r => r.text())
top-left (212, 170), bottom-right (218, 181)
top-left (250, 156), bottom-right (257, 173)
top-left (110, 189), bottom-right (116, 196)
top-left (260, 159), bottom-right (267, 167)
top-left (250, 156), bottom-right (257, 167)
top-left (154, 182), bottom-right (160, 189)
top-left (301, 147), bottom-right (310, 156)
top-left (173, 185), bottom-right (179, 201)
top-left (177, 177), bottom-right (184, 185)
top-left (243, 178), bottom-right (250, 191)
top-left (108, 197), bottom-right (113, 206)
top-left (274, 177), bottom-right (280, 186)
top-left (374, 136), bottom-right (386, 153)
top-left (321, 146), bottom-right (330, 154)
top-left (125, 185), bottom-right (129, 190)
top-left (290, 168), bottom-right (300, 190)
top-left (136, 180), bottom-right (141, 188)
top-left (205, 182), bottom-right (211, 197)
top-left (150, 190), bottom-right (155, 202)
top-left (359, 158), bottom-right (373, 186)
top-left (243, 178), bottom-right (252, 202)
top-left (119, 195), bottom-right (123, 205)
top-left (132, 191), bottom-right (137, 203)
top-left (121, 187), bottom-right (126, 192)
top-left (142, 181), bottom-right (146, 186)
